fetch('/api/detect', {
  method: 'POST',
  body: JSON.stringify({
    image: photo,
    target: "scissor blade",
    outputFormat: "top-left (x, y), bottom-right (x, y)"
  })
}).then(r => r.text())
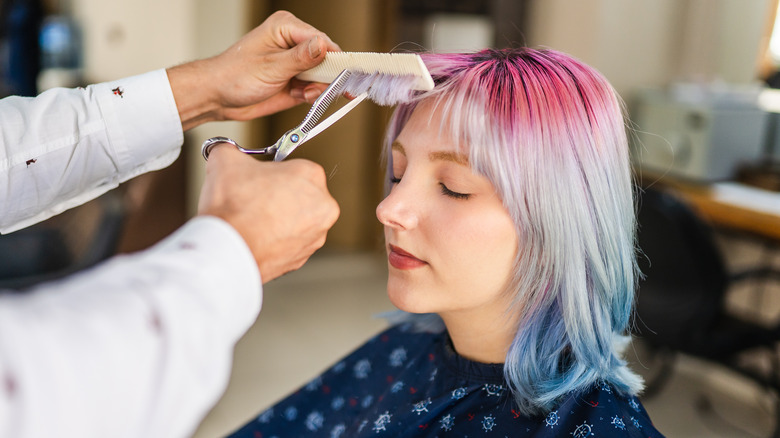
top-left (303, 92), bottom-right (368, 142)
top-left (273, 91), bottom-right (368, 162)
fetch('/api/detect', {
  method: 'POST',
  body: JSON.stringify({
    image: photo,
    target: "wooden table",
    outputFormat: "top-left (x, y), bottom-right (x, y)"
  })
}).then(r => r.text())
top-left (638, 173), bottom-right (780, 242)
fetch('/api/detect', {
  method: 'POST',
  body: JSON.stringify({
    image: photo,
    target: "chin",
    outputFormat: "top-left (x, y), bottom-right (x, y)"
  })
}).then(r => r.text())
top-left (386, 279), bottom-right (430, 314)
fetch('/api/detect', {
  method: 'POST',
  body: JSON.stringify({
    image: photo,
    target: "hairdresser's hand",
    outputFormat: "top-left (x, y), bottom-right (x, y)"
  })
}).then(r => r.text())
top-left (198, 144), bottom-right (339, 282)
top-left (168, 10), bottom-right (341, 131)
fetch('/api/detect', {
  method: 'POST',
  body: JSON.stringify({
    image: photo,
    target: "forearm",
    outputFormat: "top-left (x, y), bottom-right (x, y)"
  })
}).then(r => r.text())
top-left (167, 59), bottom-right (223, 132)
top-left (0, 216), bottom-right (261, 438)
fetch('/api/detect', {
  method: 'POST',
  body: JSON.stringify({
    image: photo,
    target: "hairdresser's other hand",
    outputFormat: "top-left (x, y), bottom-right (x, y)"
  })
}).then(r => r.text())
top-left (198, 144), bottom-right (339, 282)
top-left (168, 10), bottom-right (341, 131)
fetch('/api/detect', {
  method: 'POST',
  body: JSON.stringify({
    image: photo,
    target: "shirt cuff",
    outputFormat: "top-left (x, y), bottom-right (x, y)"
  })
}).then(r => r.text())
top-left (96, 69), bottom-right (184, 184)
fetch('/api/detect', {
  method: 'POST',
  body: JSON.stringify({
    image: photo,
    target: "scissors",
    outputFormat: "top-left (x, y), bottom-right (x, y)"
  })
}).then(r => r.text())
top-left (201, 69), bottom-right (367, 162)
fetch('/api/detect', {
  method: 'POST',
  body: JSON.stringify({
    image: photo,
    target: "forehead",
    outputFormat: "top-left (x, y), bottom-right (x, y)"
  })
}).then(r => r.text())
top-left (394, 101), bottom-right (466, 157)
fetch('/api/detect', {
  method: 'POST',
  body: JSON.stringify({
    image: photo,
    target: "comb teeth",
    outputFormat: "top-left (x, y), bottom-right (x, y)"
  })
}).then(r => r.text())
top-left (297, 52), bottom-right (434, 92)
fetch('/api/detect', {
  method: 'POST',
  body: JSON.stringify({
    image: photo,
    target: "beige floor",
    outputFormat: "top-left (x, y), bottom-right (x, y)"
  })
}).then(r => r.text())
top-left (192, 251), bottom-right (778, 438)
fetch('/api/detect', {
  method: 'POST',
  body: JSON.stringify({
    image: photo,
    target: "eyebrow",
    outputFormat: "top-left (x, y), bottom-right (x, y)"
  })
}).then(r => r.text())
top-left (391, 140), bottom-right (469, 166)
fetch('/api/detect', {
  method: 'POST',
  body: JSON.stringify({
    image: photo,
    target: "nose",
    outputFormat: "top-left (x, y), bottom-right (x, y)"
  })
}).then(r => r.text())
top-left (376, 184), bottom-right (419, 230)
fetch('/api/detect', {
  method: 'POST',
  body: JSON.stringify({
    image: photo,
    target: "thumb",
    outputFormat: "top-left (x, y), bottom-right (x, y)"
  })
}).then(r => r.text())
top-left (283, 35), bottom-right (329, 75)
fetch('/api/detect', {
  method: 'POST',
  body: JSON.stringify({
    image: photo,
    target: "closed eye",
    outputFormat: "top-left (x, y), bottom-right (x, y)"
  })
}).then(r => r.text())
top-left (440, 183), bottom-right (470, 200)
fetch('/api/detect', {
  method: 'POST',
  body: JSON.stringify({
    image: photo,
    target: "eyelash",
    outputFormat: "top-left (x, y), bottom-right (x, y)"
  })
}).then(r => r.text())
top-left (440, 183), bottom-right (471, 200)
top-left (389, 176), bottom-right (471, 200)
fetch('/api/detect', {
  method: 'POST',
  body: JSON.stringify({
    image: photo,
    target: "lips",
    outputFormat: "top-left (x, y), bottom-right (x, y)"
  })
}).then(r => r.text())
top-left (388, 244), bottom-right (427, 270)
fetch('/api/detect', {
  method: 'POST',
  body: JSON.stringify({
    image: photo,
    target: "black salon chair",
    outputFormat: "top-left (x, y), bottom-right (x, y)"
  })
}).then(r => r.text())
top-left (0, 190), bottom-right (126, 290)
top-left (633, 186), bottom-right (780, 434)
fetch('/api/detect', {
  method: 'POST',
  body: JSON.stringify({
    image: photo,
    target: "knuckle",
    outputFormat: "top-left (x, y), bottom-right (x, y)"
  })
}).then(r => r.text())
top-left (290, 44), bottom-right (309, 66)
top-left (293, 257), bottom-right (308, 271)
top-left (329, 200), bottom-right (341, 222)
top-left (311, 236), bottom-right (327, 251)
top-left (295, 159), bottom-right (327, 181)
top-left (271, 10), bottom-right (295, 21)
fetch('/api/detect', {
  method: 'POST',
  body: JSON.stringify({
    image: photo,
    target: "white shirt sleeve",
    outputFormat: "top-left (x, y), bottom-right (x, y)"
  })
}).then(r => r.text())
top-left (0, 69), bottom-right (183, 234)
top-left (0, 216), bottom-right (263, 438)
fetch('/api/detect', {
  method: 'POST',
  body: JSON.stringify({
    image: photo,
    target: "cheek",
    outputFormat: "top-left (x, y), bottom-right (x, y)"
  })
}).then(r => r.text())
top-left (438, 204), bottom-right (518, 288)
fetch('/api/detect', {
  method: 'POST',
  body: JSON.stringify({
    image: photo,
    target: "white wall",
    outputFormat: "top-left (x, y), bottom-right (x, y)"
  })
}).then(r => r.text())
top-left (72, 0), bottom-right (193, 82)
top-left (527, 0), bottom-right (773, 100)
top-left (186, 0), bottom-right (256, 217)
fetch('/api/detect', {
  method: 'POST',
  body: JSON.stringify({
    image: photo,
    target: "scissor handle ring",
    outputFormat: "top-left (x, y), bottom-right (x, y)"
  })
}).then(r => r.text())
top-left (201, 136), bottom-right (277, 161)
top-left (201, 136), bottom-right (239, 161)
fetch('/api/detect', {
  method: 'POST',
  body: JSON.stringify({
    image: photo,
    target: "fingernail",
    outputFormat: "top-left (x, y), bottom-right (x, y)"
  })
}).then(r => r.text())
top-left (308, 36), bottom-right (322, 59)
top-left (290, 88), bottom-right (305, 100)
top-left (304, 88), bottom-right (321, 102)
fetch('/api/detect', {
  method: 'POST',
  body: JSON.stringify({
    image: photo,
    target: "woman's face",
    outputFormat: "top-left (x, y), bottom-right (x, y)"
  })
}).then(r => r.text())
top-left (376, 103), bottom-right (519, 324)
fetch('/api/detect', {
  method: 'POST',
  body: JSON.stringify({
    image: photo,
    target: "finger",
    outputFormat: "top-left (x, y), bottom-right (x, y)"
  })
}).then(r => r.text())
top-left (270, 11), bottom-right (341, 52)
top-left (258, 36), bottom-right (328, 85)
top-left (204, 141), bottom-right (246, 166)
top-left (290, 77), bottom-right (332, 101)
top-left (282, 28), bottom-right (340, 53)
top-left (287, 158), bottom-right (329, 186)
top-left (302, 83), bottom-right (328, 103)
top-left (221, 92), bottom-right (302, 121)
top-left (300, 36), bottom-right (329, 70)
top-left (274, 12), bottom-right (341, 51)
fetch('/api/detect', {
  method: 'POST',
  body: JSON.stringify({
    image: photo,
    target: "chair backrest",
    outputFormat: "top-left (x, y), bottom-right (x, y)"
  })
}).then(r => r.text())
top-left (634, 187), bottom-right (729, 350)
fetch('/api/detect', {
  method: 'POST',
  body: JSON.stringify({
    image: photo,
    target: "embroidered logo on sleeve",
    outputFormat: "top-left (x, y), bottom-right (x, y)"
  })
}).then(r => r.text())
top-left (112, 86), bottom-right (124, 98)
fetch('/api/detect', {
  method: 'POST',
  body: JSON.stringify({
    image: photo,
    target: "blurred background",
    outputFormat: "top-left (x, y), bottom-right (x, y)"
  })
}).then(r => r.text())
top-left (2, 0), bottom-right (780, 436)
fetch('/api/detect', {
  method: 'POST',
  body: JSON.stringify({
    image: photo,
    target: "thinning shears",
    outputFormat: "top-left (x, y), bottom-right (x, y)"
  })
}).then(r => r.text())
top-left (201, 69), bottom-right (367, 162)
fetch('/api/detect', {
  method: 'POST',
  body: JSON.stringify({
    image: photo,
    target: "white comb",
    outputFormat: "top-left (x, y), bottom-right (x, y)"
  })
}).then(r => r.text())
top-left (298, 52), bottom-right (434, 90)
top-left (297, 52), bottom-right (434, 106)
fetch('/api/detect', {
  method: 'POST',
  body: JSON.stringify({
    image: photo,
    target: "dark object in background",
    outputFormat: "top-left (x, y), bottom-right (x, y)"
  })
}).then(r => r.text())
top-left (0, 0), bottom-right (43, 97)
top-left (737, 161), bottom-right (780, 192)
top-left (0, 191), bottom-right (127, 290)
top-left (37, 7), bottom-right (83, 90)
top-left (633, 187), bottom-right (780, 434)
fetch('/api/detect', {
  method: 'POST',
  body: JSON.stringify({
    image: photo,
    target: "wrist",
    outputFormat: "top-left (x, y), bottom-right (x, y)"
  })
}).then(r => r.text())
top-left (167, 58), bottom-right (222, 131)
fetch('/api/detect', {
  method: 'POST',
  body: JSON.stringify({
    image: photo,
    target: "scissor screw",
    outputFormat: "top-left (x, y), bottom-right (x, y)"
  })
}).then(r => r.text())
top-left (290, 134), bottom-right (300, 143)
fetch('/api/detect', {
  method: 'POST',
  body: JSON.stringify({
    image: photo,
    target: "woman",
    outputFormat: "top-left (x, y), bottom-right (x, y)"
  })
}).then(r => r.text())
top-left (229, 47), bottom-right (663, 437)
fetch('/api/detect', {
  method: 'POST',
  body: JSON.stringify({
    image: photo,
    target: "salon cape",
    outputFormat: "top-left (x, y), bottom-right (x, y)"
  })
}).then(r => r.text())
top-left (0, 70), bottom-right (262, 438)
